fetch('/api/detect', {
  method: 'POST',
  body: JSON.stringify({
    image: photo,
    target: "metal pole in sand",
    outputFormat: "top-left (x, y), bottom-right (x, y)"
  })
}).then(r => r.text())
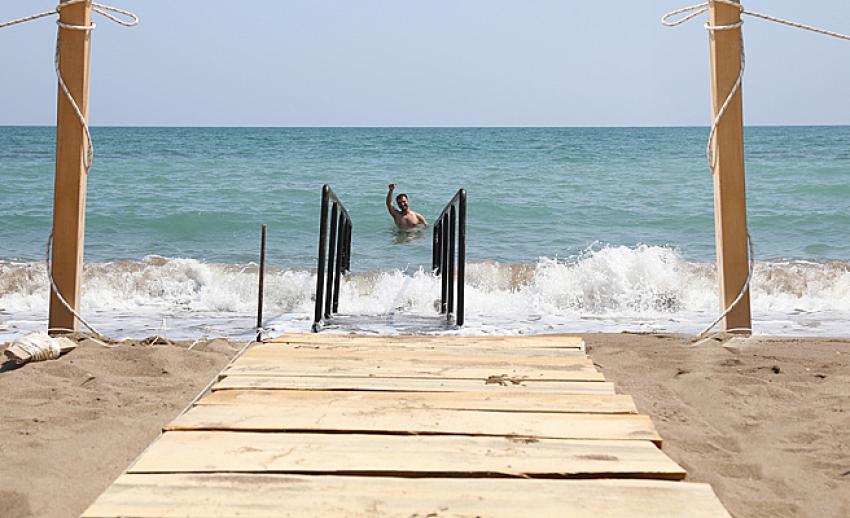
top-left (256, 224), bottom-right (267, 342)
top-left (49, 0), bottom-right (93, 333)
top-left (707, 0), bottom-right (752, 332)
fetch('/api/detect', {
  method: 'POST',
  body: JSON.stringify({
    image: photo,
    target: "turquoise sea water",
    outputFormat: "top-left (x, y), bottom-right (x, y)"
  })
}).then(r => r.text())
top-left (1, 126), bottom-right (849, 338)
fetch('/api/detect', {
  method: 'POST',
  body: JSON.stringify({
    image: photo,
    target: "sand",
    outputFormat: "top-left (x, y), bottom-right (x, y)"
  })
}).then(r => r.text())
top-left (0, 335), bottom-right (242, 518)
top-left (1, 332), bottom-right (848, 518)
top-left (584, 333), bottom-right (850, 518)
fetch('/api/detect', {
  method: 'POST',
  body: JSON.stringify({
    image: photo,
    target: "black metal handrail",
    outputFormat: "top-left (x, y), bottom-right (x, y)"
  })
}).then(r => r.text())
top-left (432, 189), bottom-right (466, 326)
top-left (313, 184), bottom-right (352, 332)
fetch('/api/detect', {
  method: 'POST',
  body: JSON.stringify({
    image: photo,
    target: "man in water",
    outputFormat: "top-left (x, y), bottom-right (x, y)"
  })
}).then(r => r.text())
top-left (386, 183), bottom-right (427, 229)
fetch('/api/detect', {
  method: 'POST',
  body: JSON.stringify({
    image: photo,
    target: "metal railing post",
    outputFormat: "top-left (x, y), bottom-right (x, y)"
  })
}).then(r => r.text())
top-left (440, 213), bottom-right (449, 313)
top-left (324, 203), bottom-right (339, 318)
top-left (256, 224), bottom-right (267, 341)
top-left (345, 220), bottom-right (352, 271)
top-left (457, 191), bottom-right (466, 326)
top-left (313, 186), bottom-right (330, 331)
top-left (432, 189), bottom-right (467, 326)
top-left (313, 185), bottom-right (353, 332)
top-left (432, 223), bottom-right (440, 273)
top-left (448, 205), bottom-right (456, 320)
top-left (332, 213), bottom-right (345, 313)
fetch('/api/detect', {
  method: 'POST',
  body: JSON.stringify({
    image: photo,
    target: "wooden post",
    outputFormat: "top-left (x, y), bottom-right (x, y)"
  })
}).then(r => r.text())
top-left (49, 0), bottom-right (93, 333)
top-left (707, 0), bottom-right (752, 332)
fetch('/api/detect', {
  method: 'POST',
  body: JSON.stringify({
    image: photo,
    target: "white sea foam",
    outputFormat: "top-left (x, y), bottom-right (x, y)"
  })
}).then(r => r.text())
top-left (2, 246), bottom-right (849, 341)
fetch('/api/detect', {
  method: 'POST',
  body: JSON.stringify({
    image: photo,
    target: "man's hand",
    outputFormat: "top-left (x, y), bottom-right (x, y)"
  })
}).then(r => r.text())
top-left (386, 183), bottom-right (398, 219)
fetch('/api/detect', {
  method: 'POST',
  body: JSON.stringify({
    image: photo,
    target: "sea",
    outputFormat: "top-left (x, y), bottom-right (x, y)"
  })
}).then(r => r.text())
top-left (1, 126), bottom-right (849, 341)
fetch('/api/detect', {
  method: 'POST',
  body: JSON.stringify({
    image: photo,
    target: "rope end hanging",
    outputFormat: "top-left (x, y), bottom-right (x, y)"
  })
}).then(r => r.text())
top-left (663, 1), bottom-right (751, 336)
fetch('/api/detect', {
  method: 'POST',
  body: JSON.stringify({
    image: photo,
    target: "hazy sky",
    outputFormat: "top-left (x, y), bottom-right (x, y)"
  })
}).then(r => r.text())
top-left (1, 1), bottom-right (849, 126)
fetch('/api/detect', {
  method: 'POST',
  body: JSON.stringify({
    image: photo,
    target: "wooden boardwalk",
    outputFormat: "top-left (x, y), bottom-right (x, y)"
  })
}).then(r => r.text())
top-left (83, 334), bottom-right (730, 517)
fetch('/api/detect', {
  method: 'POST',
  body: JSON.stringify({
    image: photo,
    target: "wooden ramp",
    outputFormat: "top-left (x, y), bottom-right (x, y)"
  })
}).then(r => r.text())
top-left (83, 334), bottom-right (730, 517)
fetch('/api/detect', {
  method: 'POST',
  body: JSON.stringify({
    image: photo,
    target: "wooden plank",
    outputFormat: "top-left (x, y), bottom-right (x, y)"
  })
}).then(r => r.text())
top-left (231, 353), bottom-right (594, 371)
top-left (224, 368), bottom-right (605, 382)
top-left (213, 375), bottom-right (616, 394)
top-left (129, 432), bottom-right (681, 478)
top-left (83, 474), bottom-right (731, 518)
top-left (708, 0), bottom-right (751, 331)
top-left (266, 333), bottom-right (584, 349)
top-left (268, 335), bottom-right (583, 343)
top-left (224, 358), bottom-right (604, 382)
top-left (237, 350), bottom-right (591, 366)
top-left (246, 342), bottom-right (587, 358)
top-left (49, 0), bottom-right (94, 332)
top-left (165, 405), bottom-right (661, 444)
top-left (265, 335), bottom-right (585, 344)
top-left (196, 389), bottom-right (639, 414)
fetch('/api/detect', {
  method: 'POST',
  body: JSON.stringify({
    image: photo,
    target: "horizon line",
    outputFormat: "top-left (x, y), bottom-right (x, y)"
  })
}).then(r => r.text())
top-left (2, 123), bottom-right (850, 129)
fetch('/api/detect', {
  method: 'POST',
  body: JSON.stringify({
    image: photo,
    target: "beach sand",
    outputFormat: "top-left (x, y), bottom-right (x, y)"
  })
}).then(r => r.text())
top-left (1, 332), bottom-right (848, 518)
top-left (0, 335), bottom-right (242, 518)
top-left (585, 333), bottom-right (850, 518)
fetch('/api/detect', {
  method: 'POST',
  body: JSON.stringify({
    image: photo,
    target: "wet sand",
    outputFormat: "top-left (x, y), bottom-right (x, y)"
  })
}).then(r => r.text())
top-left (1, 332), bottom-right (848, 518)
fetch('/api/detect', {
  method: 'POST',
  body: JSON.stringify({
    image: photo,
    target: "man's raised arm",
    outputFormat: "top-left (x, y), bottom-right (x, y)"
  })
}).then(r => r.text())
top-left (386, 183), bottom-right (398, 218)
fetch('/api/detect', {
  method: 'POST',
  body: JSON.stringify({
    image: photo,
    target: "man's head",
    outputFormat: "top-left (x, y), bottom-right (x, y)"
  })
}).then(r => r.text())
top-left (396, 193), bottom-right (409, 213)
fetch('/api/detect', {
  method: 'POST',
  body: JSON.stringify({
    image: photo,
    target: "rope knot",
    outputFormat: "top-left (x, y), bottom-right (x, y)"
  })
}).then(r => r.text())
top-left (56, 0), bottom-right (96, 31)
top-left (705, 20), bottom-right (743, 32)
top-left (56, 1), bottom-right (139, 28)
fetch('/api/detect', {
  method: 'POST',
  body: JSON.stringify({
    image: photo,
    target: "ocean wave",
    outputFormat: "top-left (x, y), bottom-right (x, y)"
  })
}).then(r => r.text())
top-left (1, 246), bottom-right (849, 338)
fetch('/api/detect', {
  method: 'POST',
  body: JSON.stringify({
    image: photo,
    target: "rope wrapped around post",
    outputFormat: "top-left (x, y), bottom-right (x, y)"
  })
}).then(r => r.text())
top-left (1, 1), bottom-right (138, 337)
top-left (662, 0), bottom-right (850, 336)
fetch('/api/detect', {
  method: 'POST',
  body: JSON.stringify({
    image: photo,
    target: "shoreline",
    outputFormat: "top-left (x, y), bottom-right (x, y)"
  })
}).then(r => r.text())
top-left (4, 250), bottom-right (850, 341)
top-left (1, 332), bottom-right (848, 517)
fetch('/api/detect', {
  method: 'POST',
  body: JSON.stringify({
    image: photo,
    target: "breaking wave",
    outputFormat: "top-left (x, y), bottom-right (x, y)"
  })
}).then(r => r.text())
top-left (2, 245), bottom-right (849, 340)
